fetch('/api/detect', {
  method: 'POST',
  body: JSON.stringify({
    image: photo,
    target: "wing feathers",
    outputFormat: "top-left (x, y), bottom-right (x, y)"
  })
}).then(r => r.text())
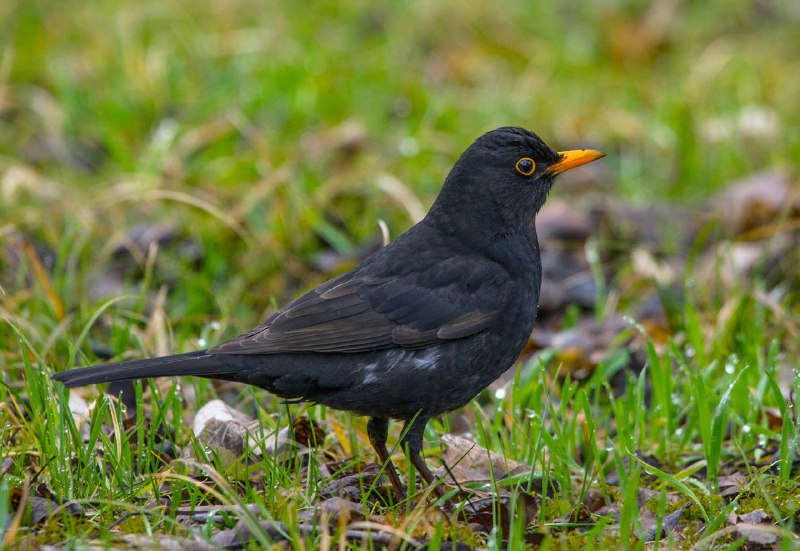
top-left (210, 254), bottom-right (509, 356)
top-left (437, 310), bottom-right (495, 339)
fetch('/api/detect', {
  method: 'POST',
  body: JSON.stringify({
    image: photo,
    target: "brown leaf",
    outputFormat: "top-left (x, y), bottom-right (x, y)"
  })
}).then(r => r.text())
top-left (591, 199), bottom-right (700, 250)
top-left (213, 519), bottom-right (424, 549)
top-left (403, 508), bottom-right (452, 541)
top-left (556, 502), bottom-right (595, 526)
top-left (191, 400), bottom-right (253, 465)
top-left (319, 462), bottom-right (386, 502)
top-left (646, 503), bottom-right (689, 542)
top-left (9, 484), bottom-right (82, 527)
top-left (727, 508), bottom-right (771, 526)
top-left (27, 496), bottom-right (58, 526)
top-left (298, 497), bottom-right (368, 525)
top-left (0, 457), bottom-right (11, 477)
top-left (174, 504), bottom-right (260, 526)
top-left (530, 315), bottom-right (635, 381)
top-left (291, 416), bottom-right (326, 448)
top-left (582, 488), bottom-right (606, 513)
top-left (718, 472), bottom-right (747, 498)
top-left (435, 434), bottom-right (530, 486)
top-left (712, 171), bottom-right (793, 233)
top-left (190, 400), bottom-right (322, 473)
top-left (738, 525), bottom-right (780, 547)
top-left (120, 535), bottom-right (217, 551)
top-left (463, 492), bottom-right (538, 539)
top-left (763, 408), bottom-right (783, 431)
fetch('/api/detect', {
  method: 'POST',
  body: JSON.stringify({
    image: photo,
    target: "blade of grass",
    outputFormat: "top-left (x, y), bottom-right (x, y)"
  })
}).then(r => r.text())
top-left (708, 366), bottom-right (748, 492)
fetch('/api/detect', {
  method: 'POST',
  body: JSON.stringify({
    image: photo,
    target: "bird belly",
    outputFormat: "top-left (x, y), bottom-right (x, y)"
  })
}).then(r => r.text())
top-left (239, 300), bottom-right (537, 419)
top-left (316, 329), bottom-right (530, 418)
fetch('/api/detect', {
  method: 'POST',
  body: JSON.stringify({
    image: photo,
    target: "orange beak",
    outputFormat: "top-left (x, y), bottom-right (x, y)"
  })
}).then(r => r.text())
top-left (546, 149), bottom-right (606, 176)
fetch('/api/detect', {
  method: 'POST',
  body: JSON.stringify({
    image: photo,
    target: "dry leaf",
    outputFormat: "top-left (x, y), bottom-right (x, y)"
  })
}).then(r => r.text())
top-left (191, 400), bottom-right (254, 466)
top-left (298, 497), bottom-right (368, 525)
top-left (435, 434), bottom-right (529, 486)
top-left (712, 171), bottom-right (792, 233)
top-left (190, 400), bottom-right (324, 470)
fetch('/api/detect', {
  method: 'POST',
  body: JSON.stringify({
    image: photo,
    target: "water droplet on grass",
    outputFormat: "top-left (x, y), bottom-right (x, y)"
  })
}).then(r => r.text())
top-left (725, 363), bottom-right (735, 374)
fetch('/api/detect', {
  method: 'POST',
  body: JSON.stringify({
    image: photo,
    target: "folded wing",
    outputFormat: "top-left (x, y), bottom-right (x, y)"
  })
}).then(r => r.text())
top-left (209, 257), bottom-right (510, 355)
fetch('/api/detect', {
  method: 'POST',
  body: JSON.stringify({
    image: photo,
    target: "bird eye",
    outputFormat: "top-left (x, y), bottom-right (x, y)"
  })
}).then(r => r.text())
top-left (515, 157), bottom-right (535, 176)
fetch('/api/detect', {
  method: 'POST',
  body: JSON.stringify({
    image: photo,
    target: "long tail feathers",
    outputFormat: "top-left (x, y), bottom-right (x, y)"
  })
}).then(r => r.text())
top-left (51, 350), bottom-right (237, 388)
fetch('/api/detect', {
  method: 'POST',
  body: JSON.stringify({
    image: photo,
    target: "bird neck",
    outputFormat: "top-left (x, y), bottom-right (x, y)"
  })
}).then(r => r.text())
top-left (423, 204), bottom-right (540, 277)
top-left (486, 220), bottom-right (541, 278)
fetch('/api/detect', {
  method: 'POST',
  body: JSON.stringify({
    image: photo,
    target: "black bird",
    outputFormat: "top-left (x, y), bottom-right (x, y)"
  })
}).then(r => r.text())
top-left (52, 127), bottom-right (604, 499)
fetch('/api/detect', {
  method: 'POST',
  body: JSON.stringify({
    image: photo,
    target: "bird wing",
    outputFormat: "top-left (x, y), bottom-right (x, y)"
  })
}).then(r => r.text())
top-left (209, 257), bottom-right (510, 355)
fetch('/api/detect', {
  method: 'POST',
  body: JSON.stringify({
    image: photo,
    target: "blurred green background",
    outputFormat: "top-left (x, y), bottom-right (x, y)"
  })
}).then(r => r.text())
top-left (2, 2), bottom-right (799, 546)
top-left (1, 0), bottom-right (799, 345)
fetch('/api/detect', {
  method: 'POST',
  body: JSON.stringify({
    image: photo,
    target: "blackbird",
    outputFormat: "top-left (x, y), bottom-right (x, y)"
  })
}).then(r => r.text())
top-left (52, 127), bottom-right (604, 499)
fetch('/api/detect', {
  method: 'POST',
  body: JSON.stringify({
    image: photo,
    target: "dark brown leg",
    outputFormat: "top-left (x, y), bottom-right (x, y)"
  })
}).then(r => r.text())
top-left (367, 417), bottom-right (406, 499)
top-left (399, 416), bottom-right (446, 498)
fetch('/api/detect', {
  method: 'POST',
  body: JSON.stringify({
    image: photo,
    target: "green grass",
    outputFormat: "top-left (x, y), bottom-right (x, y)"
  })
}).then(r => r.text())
top-left (2, 0), bottom-right (800, 548)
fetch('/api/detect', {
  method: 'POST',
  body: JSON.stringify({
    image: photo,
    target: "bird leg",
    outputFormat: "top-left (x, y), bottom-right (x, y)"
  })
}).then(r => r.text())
top-left (367, 417), bottom-right (406, 499)
top-left (399, 416), bottom-right (446, 499)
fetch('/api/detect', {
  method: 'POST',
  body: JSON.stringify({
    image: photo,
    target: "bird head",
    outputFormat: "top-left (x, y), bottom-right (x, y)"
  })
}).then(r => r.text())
top-left (427, 127), bottom-right (604, 241)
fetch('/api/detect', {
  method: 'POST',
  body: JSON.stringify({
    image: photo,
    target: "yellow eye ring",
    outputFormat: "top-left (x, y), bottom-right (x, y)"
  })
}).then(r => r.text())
top-left (515, 157), bottom-right (536, 176)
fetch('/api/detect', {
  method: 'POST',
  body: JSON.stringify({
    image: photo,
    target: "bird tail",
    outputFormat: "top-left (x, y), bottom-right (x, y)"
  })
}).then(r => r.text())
top-left (51, 350), bottom-right (238, 388)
